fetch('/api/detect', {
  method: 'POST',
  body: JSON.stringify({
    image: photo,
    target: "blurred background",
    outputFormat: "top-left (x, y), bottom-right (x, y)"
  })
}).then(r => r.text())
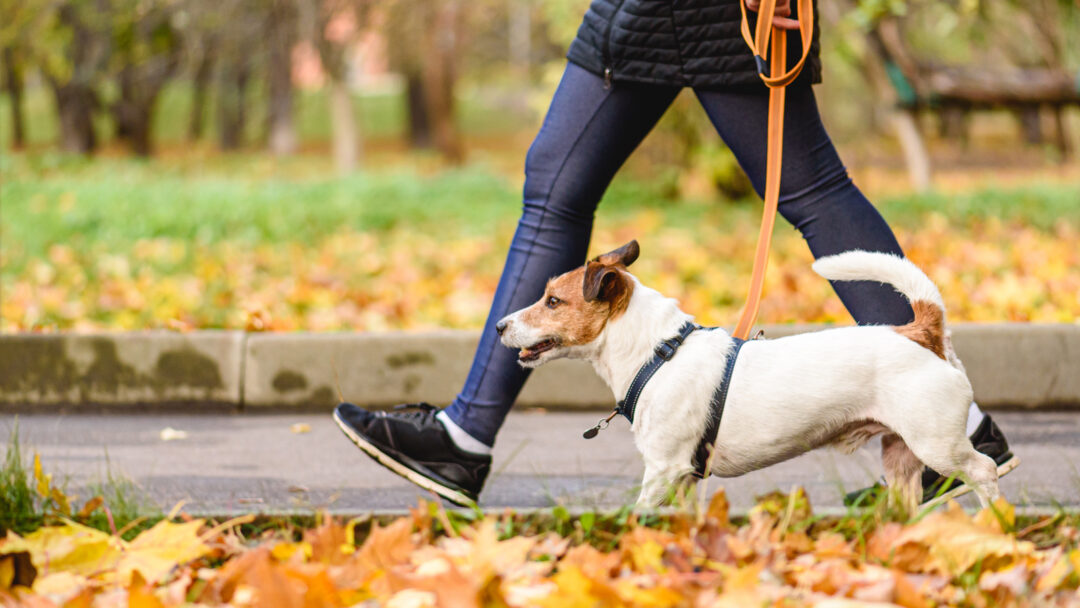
top-left (2, 0), bottom-right (1079, 334)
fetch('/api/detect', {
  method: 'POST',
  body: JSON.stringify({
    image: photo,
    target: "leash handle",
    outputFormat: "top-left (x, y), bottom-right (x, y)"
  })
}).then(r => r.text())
top-left (738, 0), bottom-right (815, 89)
top-left (732, 0), bottom-right (814, 340)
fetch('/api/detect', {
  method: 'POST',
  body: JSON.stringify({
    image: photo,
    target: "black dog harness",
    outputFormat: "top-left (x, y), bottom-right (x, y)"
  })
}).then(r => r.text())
top-left (582, 321), bottom-right (748, 479)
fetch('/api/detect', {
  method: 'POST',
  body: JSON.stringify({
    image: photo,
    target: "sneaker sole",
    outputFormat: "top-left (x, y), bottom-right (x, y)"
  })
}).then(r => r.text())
top-left (922, 454), bottom-right (1021, 510)
top-left (333, 408), bottom-right (479, 509)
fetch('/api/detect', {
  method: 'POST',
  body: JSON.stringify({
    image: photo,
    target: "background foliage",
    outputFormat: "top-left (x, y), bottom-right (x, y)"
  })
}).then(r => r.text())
top-left (2, 0), bottom-right (1079, 332)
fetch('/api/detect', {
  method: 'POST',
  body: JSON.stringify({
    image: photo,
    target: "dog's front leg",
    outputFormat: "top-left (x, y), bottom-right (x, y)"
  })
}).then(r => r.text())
top-left (636, 463), bottom-right (691, 508)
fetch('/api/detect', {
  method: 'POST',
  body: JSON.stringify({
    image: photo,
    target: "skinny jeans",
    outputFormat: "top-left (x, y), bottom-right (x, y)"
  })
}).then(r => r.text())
top-left (444, 62), bottom-right (913, 446)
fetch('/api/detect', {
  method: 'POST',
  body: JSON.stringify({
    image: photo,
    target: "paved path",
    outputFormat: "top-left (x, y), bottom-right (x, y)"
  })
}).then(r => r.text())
top-left (3, 411), bottom-right (1078, 514)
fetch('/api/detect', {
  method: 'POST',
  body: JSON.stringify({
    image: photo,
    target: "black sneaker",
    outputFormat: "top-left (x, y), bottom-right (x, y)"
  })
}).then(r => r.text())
top-left (333, 402), bottom-right (491, 508)
top-left (844, 413), bottom-right (1020, 507)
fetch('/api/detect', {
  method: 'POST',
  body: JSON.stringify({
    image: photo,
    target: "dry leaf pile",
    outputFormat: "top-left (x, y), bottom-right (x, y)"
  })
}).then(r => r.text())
top-left (4, 212), bottom-right (1079, 333)
top-left (3, 491), bottom-right (1079, 607)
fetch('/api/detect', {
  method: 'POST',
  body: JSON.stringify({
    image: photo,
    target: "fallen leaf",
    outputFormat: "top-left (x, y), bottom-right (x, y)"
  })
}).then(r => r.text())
top-left (158, 428), bottom-right (188, 441)
top-left (891, 503), bottom-right (1035, 575)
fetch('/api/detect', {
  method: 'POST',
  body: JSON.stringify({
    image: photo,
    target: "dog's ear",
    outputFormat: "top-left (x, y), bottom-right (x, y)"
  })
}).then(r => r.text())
top-left (591, 240), bottom-right (639, 268)
top-left (583, 262), bottom-right (626, 303)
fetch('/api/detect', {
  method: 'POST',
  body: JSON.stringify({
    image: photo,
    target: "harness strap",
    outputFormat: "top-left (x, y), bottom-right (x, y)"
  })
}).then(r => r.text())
top-left (616, 321), bottom-right (698, 424)
top-left (732, 0), bottom-right (815, 341)
top-left (692, 337), bottom-right (747, 479)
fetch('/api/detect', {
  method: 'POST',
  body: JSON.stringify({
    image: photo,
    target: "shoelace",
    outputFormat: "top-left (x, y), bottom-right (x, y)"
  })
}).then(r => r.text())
top-left (388, 402), bottom-right (438, 423)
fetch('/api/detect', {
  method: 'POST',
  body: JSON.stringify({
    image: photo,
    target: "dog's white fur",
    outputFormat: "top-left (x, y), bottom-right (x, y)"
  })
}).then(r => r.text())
top-left (499, 249), bottom-right (1001, 510)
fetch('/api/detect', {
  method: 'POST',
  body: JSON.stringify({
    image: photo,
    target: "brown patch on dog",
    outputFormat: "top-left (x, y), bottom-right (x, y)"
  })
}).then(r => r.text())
top-left (517, 260), bottom-right (635, 349)
top-left (894, 300), bottom-right (946, 359)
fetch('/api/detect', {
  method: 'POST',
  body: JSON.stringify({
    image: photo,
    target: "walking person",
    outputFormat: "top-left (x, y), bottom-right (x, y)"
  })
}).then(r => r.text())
top-left (334, 0), bottom-right (1017, 507)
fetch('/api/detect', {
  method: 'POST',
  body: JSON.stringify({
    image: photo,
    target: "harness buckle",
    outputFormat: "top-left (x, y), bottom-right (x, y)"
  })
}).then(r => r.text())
top-left (655, 340), bottom-right (678, 361)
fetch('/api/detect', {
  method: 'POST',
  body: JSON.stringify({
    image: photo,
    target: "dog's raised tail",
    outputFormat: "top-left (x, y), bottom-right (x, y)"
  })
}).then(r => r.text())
top-left (812, 251), bottom-right (947, 359)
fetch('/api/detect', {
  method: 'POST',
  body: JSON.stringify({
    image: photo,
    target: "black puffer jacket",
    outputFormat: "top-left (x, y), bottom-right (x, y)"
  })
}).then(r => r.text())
top-left (566, 0), bottom-right (821, 90)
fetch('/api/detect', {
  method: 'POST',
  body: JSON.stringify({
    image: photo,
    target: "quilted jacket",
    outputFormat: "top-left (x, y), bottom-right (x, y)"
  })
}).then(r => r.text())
top-left (566, 0), bottom-right (821, 89)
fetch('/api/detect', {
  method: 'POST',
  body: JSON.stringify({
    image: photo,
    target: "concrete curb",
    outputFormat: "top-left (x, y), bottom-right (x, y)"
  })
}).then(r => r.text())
top-left (242, 331), bottom-right (611, 408)
top-left (0, 332), bottom-right (244, 407)
top-left (2, 323), bottom-right (1078, 410)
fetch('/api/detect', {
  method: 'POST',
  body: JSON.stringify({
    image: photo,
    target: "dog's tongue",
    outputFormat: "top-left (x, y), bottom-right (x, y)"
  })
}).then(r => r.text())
top-left (518, 339), bottom-right (555, 362)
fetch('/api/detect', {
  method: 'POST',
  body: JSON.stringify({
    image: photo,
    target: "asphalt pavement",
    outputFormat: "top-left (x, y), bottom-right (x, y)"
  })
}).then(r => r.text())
top-left (3, 410), bottom-right (1078, 515)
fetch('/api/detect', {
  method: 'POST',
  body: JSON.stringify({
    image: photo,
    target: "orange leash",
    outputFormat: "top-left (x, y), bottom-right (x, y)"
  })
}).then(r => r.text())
top-left (731, 0), bottom-right (815, 340)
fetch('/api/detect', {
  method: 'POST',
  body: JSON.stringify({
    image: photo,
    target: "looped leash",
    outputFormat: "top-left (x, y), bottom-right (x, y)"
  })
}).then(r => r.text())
top-left (732, 0), bottom-right (815, 340)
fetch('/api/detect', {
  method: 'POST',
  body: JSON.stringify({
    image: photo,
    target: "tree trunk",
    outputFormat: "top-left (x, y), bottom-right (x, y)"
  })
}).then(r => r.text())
top-left (188, 48), bottom-right (214, 141)
top-left (51, 81), bottom-right (97, 154)
top-left (1017, 105), bottom-right (1043, 145)
top-left (509, 0), bottom-right (531, 75)
top-left (938, 105), bottom-right (971, 147)
top-left (112, 97), bottom-right (154, 156)
top-left (112, 63), bottom-right (173, 157)
top-left (218, 60), bottom-right (251, 150)
top-left (893, 109), bottom-right (931, 193)
top-left (1051, 104), bottom-right (1070, 160)
top-left (861, 24), bottom-right (933, 189)
top-left (115, 106), bottom-right (153, 156)
top-left (267, 0), bottom-right (297, 156)
top-left (404, 71), bottom-right (432, 148)
top-left (2, 47), bottom-right (26, 149)
top-left (422, 1), bottom-right (464, 164)
top-left (329, 79), bottom-right (357, 173)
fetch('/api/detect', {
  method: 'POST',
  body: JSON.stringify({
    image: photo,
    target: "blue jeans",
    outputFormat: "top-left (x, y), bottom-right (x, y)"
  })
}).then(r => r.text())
top-left (444, 62), bottom-right (912, 446)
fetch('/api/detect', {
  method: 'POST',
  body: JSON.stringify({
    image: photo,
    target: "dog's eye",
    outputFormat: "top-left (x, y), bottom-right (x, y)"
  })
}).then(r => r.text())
top-left (546, 296), bottom-right (561, 309)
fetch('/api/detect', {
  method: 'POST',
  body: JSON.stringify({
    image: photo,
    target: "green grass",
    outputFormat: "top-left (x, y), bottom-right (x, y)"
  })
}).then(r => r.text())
top-left (0, 425), bottom-right (161, 538)
top-left (881, 185), bottom-right (1080, 231)
top-left (0, 424), bottom-right (41, 535)
top-left (0, 152), bottom-right (707, 276)
top-left (2, 151), bottom-right (1078, 278)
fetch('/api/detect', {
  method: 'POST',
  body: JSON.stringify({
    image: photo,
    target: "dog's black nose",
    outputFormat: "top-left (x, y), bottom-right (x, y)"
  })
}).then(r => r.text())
top-left (495, 320), bottom-right (508, 335)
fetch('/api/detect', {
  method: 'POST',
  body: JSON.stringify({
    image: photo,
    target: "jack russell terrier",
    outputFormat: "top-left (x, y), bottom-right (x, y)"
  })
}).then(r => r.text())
top-left (495, 241), bottom-right (1001, 511)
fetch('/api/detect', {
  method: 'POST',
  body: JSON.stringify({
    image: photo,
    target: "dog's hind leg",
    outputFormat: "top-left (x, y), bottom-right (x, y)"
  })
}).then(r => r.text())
top-left (881, 433), bottom-right (923, 515)
top-left (882, 367), bottom-right (1001, 508)
top-left (954, 450), bottom-right (1001, 508)
top-left (897, 425), bottom-right (1002, 508)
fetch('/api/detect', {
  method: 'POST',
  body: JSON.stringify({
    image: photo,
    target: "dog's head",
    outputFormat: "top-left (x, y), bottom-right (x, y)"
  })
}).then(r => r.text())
top-left (496, 240), bottom-right (639, 367)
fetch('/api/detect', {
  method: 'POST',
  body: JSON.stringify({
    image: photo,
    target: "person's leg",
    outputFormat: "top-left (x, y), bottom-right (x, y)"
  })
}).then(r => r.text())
top-left (442, 64), bottom-right (681, 447)
top-left (694, 84), bottom-right (912, 325)
top-left (336, 65), bottom-right (679, 506)
top-left (693, 84), bottom-right (1015, 502)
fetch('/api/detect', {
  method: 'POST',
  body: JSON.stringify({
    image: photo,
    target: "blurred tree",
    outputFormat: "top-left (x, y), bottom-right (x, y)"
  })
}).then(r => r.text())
top-left (186, 36), bottom-right (215, 141)
top-left (385, 0), bottom-right (464, 163)
top-left (107, 0), bottom-right (183, 156)
top-left (179, 4), bottom-right (219, 144)
top-left (266, 0), bottom-right (298, 156)
top-left (209, 0), bottom-right (264, 150)
top-left (1, 47), bottom-right (25, 148)
top-left (385, 1), bottom-right (431, 149)
top-left (216, 53), bottom-right (251, 150)
top-left (34, 0), bottom-right (110, 154)
top-left (0, 0), bottom-right (36, 149)
top-left (835, 0), bottom-right (1080, 185)
top-left (300, 0), bottom-right (373, 172)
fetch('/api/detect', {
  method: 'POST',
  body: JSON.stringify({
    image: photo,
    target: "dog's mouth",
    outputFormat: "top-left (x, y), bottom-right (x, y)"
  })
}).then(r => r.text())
top-left (518, 338), bottom-right (560, 362)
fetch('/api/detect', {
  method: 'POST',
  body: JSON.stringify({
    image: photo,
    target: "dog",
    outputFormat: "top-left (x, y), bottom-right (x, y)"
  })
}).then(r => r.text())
top-left (496, 240), bottom-right (1001, 511)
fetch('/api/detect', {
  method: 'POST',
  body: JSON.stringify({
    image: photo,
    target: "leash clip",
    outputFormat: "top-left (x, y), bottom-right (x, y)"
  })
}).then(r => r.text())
top-left (583, 410), bottom-right (618, 439)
